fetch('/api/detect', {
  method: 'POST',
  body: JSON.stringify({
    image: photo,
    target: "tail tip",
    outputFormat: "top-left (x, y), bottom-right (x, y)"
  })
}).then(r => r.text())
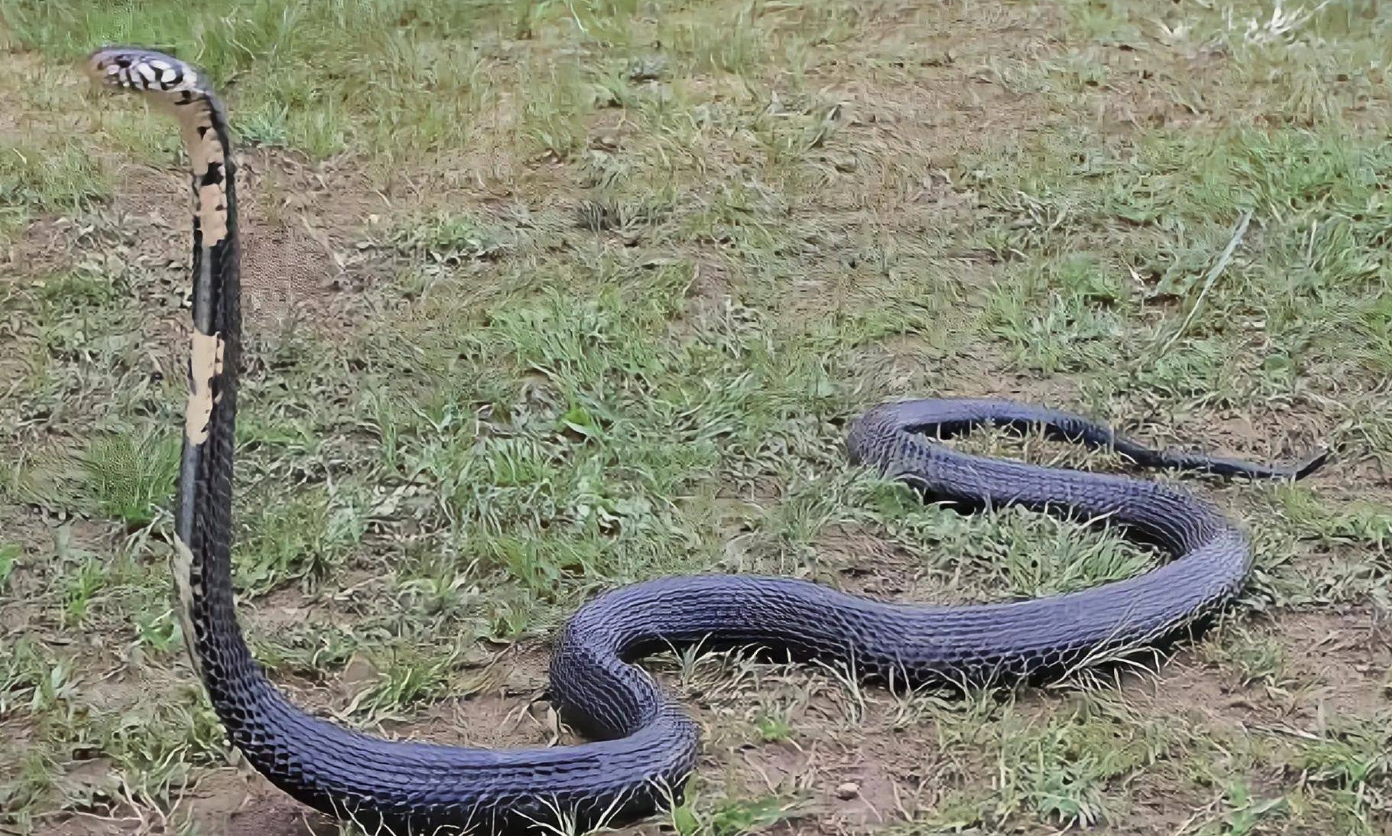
top-left (1291, 447), bottom-right (1332, 481)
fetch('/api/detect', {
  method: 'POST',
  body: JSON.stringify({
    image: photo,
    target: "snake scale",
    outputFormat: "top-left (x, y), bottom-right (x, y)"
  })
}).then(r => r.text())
top-left (83, 47), bottom-right (1327, 836)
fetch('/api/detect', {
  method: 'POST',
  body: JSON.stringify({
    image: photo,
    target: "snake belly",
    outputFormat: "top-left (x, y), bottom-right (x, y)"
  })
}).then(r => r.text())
top-left (81, 47), bottom-right (1328, 836)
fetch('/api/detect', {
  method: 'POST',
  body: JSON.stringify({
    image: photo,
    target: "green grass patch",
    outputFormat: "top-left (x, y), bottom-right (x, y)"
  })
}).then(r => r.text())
top-left (82, 431), bottom-right (180, 527)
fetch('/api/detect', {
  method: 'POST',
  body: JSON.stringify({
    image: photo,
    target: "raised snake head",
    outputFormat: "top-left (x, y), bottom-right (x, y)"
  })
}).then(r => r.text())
top-left (84, 47), bottom-right (205, 101)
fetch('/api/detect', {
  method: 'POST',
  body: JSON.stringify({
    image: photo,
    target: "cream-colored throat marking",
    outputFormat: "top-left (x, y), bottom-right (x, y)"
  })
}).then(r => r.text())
top-left (177, 101), bottom-right (229, 246)
top-left (186, 330), bottom-right (226, 445)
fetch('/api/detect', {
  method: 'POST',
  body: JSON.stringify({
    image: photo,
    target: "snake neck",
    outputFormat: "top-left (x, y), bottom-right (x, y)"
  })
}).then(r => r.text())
top-left (166, 86), bottom-right (260, 712)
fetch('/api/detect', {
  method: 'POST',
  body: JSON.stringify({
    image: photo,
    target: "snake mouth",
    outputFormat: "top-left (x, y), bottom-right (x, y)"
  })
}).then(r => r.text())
top-left (83, 46), bottom-right (199, 96)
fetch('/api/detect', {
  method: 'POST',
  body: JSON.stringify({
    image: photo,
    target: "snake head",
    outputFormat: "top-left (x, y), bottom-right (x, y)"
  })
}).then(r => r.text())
top-left (84, 47), bottom-right (203, 100)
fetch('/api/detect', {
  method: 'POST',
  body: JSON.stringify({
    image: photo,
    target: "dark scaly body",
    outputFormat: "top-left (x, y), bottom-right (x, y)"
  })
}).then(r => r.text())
top-left (82, 48), bottom-right (1329, 836)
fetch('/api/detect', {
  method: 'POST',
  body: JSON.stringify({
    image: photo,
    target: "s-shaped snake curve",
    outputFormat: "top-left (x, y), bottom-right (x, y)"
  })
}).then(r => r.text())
top-left (82, 47), bottom-right (1327, 836)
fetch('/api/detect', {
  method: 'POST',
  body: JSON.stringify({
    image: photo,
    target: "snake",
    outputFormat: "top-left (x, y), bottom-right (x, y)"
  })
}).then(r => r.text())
top-left (82, 47), bottom-right (1328, 836)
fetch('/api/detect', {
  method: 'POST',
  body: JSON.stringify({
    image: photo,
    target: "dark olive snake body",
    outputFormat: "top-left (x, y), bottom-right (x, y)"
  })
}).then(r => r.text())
top-left (81, 48), bottom-right (1328, 836)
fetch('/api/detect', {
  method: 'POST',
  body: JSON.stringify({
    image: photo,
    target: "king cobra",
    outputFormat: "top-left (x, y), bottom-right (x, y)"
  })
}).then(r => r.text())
top-left (83, 47), bottom-right (1328, 836)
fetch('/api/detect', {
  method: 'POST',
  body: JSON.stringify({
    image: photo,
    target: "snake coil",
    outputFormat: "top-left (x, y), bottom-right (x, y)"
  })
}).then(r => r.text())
top-left (84, 47), bottom-right (1328, 836)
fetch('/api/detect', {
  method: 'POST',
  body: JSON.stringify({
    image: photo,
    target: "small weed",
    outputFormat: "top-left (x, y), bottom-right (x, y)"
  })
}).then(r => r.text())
top-left (660, 9), bottom-right (763, 76)
top-left (0, 749), bottom-right (56, 818)
top-left (0, 139), bottom-right (110, 213)
top-left (995, 696), bottom-right (1174, 829)
top-left (1195, 781), bottom-right (1289, 836)
top-left (236, 486), bottom-right (364, 595)
top-left (0, 543), bottom-right (19, 592)
top-left (82, 431), bottom-right (181, 527)
top-left (671, 791), bottom-right (802, 836)
top-left (237, 101), bottom-right (291, 147)
top-left (752, 707), bottom-right (793, 743)
top-left (975, 507), bottom-right (1158, 599)
top-left (518, 62), bottom-right (593, 160)
top-left (392, 210), bottom-right (508, 263)
top-left (1222, 632), bottom-right (1288, 688)
top-left (1296, 715), bottom-right (1390, 794)
top-left (133, 608), bottom-right (183, 657)
top-left (346, 644), bottom-right (464, 721)
top-left (62, 556), bottom-right (107, 627)
top-left (1275, 486), bottom-right (1392, 555)
top-left (0, 638), bottom-right (78, 718)
top-left (94, 699), bottom-right (230, 806)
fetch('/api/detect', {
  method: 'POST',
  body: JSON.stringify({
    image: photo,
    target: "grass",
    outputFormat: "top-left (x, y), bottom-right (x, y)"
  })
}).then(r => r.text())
top-left (2, 0), bottom-right (1391, 834)
top-left (0, 139), bottom-right (111, 245)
